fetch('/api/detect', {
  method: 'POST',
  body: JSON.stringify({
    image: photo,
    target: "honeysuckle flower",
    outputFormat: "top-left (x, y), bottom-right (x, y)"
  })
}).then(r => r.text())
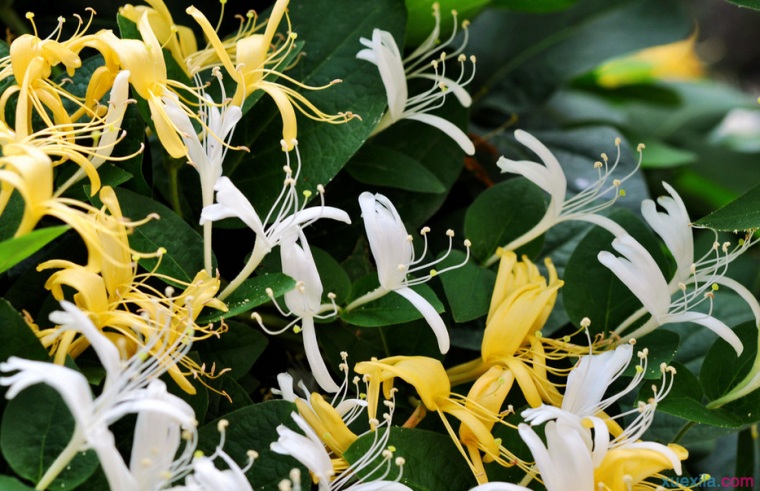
top-left (356, 4), bottom-right (476, 155)
top-left (486, 130), bottom-right (642, 267)
top-left (251, 230), bottom-right (342, 392)
top-left (354, 356), bottom-right (521, 481)
top-left (186, 1), bottom-right (355, 151)
top-left (447, 251), bottom-right (590, 409)
top-left (518, 418), bottom-right (687, 491)
top-left (35, 187), bottom-right (226, 392)
top-left (0, 301), bottom-right (197, 491)
top-left (162, 74), bottom-right (244, 273)
top-left (173, 420), bottom-right (257, 491)
top-left (273, 406), bottom-right (412, 491)
top-left (630, 183), bottom-right (760, 406)
top-left (346, 192), bottom-right (471, 354)
top-left (119, 0), bottom-right (198, 78)
top-left (200, 142), bottom-right (351, 300)
top-left (598, 233), bottom-right (744, 355)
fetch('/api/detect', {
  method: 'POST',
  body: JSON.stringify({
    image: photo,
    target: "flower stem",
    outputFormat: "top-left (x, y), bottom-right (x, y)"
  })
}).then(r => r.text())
top-left (345, 286), bottom-right (389, 312)
top-left (36, 430), bottom-right (85, 490)
top-left (671, 420), bottom-right (696, 445)
top-left (219, 244), bottom-right (266, 300)
top-left (167, 166), bottom-right (183, 220)
top-left (613, 306), bottom-right (648, 336)
top-left (203, 221), bottom-right (213, 275)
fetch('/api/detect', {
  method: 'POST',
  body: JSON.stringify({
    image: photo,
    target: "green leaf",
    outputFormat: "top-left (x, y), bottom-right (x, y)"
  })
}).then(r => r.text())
top-left (343, 427), bottom-right (476, 491)
top-left (0, 191), bottom-right (24, 242)
top-left (437, 249), bottom-right (496, 323)
top-left (0, 300), bottom-right (48, 378)
top-left (470, 0), bottom-right (690, 105)
top-left (224, 0), bottom-right (407, 218)
top-left (405, 0), bottom-right (491, 46)
top-left (163, 352), bottom-right (210, 424)
top-left (638, 139), bottom-right (697, 169)
top-left (464, 178), bottom-right (547, 263)
top-left (637, 361), bottom-right (742, 428)
top-left (563, 209), bottom-right (670, 334)
top-left (1, 384), bottom-right (99, 490)
top-left (196, 273), bottom-right (296, 324)
top-left (621, 329), bottom-right (680, 379)
top-left (735, 427), bottom-right (756, 479)
top-left (694, 183), bottom-right (760, 231)
top-left (197, 400), bottom-right (307, 490)
top-left (484, 409), bottom-right (544, 485)
top-left (345, 144), bottom-right (446, 194)
top-left (195, 320), bottom-right (268, 380)
top-left (0, 475), bottom-right (36, 491)
top-left (205, 375), bottom-right (254, 423)
top-left (106, 188), bottom-right (213, 284)
top-left (340, 274), bottom-right (445, 327)
top-left (0, 226), bottom-right (69, 275)
top-left (111, 103), bottom-right (149, 196)
top-left (492, 0), bottom-right (580, 12)
top-left (723, 0), bottom-right (760, 9)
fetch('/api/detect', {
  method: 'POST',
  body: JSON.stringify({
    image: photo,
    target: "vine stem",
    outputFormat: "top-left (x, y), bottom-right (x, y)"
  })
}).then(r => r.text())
top-left (671, 420), bottom-right (696, 445)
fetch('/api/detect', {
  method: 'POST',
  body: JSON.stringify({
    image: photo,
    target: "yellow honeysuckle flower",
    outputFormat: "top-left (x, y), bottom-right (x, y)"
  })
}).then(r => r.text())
top-left (35, 187), bottom-right (227, 393)
top-left (89, 11), bottom-right (192, 158)
top-left (186, 0), bottom-right (356, 151)
top-left (119, 0), bottom-right (198, 77)
top-left (296, 393), bottom-right (358, 457)
top-left (447, 250), bottom-right (589, 409)
top-left (354, 356), bottom-right (517, 481)
top-left (594, 444), bottom-right (688, 491)
top-left (0, 10), bottom-right (117, 137)
top-left (595, 33), bottom-right (703, 89)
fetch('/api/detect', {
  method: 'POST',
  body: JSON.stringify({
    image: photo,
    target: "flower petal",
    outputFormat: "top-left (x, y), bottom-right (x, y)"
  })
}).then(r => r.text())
top-left (406, 113), bottom-right (474, 155)
top-left (394, 287), bottom-right (449, 354)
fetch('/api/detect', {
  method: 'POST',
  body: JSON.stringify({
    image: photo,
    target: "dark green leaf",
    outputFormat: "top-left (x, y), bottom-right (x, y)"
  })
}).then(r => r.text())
top-left (341, 274), bottom-right (445, 327)
top-left (343, 427), bottom-right (476, 491)
top-left (1, 384), bottom-right (99, 490)
top-left (405, 0), bottom-right (490, 45)
top-left (197, 400), bottom-right (306, 491)
top-left (345, 144), bottom-right (446, 194)
top-left (225, 0), bottom-right (407, 218)
top-left (205, 374), bottom-right (254, 423)
top-left (723, 0), bottom-right (760, 9)
top-left (492, 0), bottom-right (580, 12)
top-left (464, 178), bottom-right (547, 263)
top-left (638, 139), bottom-right (697, 169)
top-left (195, 320), bottom-right (268, 380)
top-left (695, 183), bottom-right (760, 231)
top-left (0, 300), bottom-right (48, 366)
top-left (0, 192), bottom-right (24, 242)
top-left (0, 475), bottom-right (36, 491)
top-left (164, 353), bottom-right (210, 424)
top-left (437, 249), bottom-right (496, 323)
top-left (196, 273), bottom-right (296, 324)
top-left (735, 427), bottom-right (756, 478)
top-left (701, 323), bottom-right (758, 403)
top-left (637, 361), bottom-right (742, 428)
top-left (107, 188), bottom-right (212, 284)
top-left (563, 209), bottom-right (670, 334)
top-left (621, 330), bottom-right (680, 379)
top-left (0, 226), bottom-right (69, 276)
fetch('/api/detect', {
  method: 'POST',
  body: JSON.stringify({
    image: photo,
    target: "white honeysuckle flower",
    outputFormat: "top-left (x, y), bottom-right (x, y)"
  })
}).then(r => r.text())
top-left (346, 192), bottom-right (471, 354)
top-left (641, 184), bottom-right (760, 407)
top-left (0, 301), bottom-right (197, 491)
top-left (172, 420), bottom-right (257, 491)
top-left (201, 141), bottom-right (351, 300)
top-left (710, 108), bottom-right (760, 152)
top-left (599, 233), bottom-right (744, 355)
top-left (356, 4), bottom-right (476, 155)
top-left (163, 72), bottom-right (243, 208)
top-left (272, 401), bottom-right (411, 491)
top-left (251, 230), bottom-right (342, 393)
top-left (518, 421), bottom-right (594, 491)
top-left (468, 484), bottom-right (530, 491)
top-left (522, 343), bottom-right (645, 467)
top-left (55, 70), bottom-right (133, 196)
top-left (487, 130), bottom-right (642, 267)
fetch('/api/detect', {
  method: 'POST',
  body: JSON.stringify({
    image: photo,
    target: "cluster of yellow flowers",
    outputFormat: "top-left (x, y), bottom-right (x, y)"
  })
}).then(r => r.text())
top-left (0, 0), bottom-right (356, 395)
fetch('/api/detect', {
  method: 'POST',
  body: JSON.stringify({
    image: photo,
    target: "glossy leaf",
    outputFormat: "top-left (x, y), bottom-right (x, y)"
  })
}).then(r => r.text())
top-left (695, 183), bottom-right (760, 231)
top-left (195, 273), bottom-right (296, 324)
top-left (0, 226), bottom-right (69, 276)
top-left (437, 249), bottom-right (496, 323)
top-left (345, 144), bottom-right (446, 194)
top-left (195, 320), bottom-right (269, 379)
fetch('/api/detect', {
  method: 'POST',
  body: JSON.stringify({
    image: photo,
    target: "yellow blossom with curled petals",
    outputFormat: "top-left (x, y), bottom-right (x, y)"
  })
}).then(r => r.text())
top-left (354, 356), bottom-right (518, 481)
top-left (594, 444), bottom-right (689, 491)
top-left (185, 0), bottom-right (356, 151)
top-left (296, 393), bottom-right (358, 457)
top-left (119, 0), bottom-right (198, 77)
top-left (35, 187), bottom-right (227, 394)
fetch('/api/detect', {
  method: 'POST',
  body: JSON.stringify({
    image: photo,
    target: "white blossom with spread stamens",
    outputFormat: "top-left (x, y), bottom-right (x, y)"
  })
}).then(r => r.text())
top-left (346, 192), bottom-right (471, 354)
top-left (598, 234), bottom-right (744, 355)
top-left (272, 398), bottom-right (411, 491)
top-left (487, 130), bottom-right (642, 267)
top-left (356, 4), bottom-right (476, 155)
top-left (252, 230), bottom-right (342, 393)
top-left (200, 141), bottom-right (351, 300)
top-left (0, 301), bottom-right (197, 491)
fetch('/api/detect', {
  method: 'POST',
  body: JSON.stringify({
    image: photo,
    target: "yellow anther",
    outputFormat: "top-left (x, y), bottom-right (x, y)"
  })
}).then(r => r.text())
top-left (303, 190), bottom-right (312, 199)
top-left (429, 269), bottom-right (438, 277)
top-left (293, 326), bottom-right (302, 334)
